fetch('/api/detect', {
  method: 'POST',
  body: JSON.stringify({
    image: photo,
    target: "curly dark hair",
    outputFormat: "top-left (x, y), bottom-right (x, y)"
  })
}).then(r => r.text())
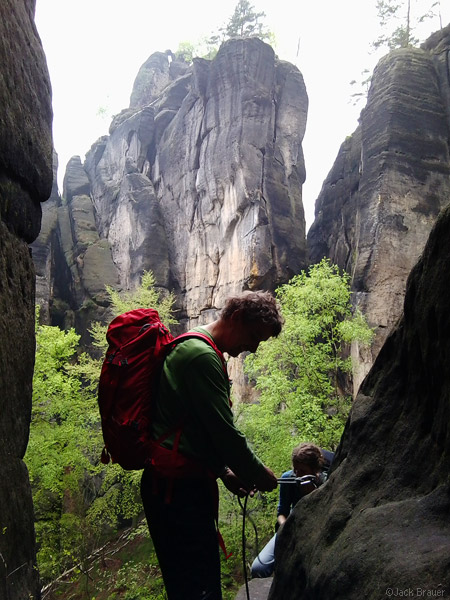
top-left (220, 290), bottom-right (283, 336)
top-left (291, 443), bottom-right (324, 472)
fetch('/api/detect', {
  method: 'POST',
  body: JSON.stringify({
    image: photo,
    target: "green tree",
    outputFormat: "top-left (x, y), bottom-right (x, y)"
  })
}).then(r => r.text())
top-left (176, 41), bottom-right (198, 64)
top-left (350, 0), bottom-right (441, 105)
top-left (373, 0), bottom-right (441, 51)
top-left (241, 259), bottom-right (374, 476)
top-left (26, 311), bottom-right (104, 580)
top-left (80, 271), bottom-right (176, 365)
top-left (349, 68), bottom-right (373, 106)
top-left (104, 271), bottom-right (176, 322)
top-left (204, 0), bottom-right (273, 60)
top-left (224, 0), bottom-right (270, 39)
top-left (373, 0), bottom-right (416, 50)
top-left (176, 2), bottom-right (274, 65)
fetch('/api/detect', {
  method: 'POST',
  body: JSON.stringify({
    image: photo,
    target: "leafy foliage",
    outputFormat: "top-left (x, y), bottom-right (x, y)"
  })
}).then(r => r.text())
top-left (105, 271), bottom-right (177, 324)
top-left (350, 0), bottom-right (442, 105)
top-left (224, 0), bottom-right (271, 40)
top-left (241, 259), bottom-right (374, 476)
top-left (373, 0), bottom-right (415, 50)
top-left (26, 311), bottom-right (104, 579)
top-left (373, 0), bottom-right (442, 51)
top-left (176, 0), bottom-right (273, 64)
top-left (175, 40), bottom-right (197, 63)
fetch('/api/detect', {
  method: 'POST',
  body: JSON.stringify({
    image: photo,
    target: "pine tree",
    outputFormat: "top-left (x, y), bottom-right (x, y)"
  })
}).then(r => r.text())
top-left (373, 0), bottom-right (440, 51)
top-left (224, 0), bottom-right (271, 40)
top-left (351, 0), bottom-right (441, 105)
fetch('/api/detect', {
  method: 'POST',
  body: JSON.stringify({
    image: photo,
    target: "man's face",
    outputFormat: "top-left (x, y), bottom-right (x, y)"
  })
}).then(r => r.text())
top-left (225, 320), bottom-right (274, 357)
top-left (293, 461), bottom-right (318, 495)
top-left (293, 462), bottom-right (316, 478)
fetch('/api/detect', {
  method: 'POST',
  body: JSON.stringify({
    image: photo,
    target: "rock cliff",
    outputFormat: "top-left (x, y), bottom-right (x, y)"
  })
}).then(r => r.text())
top-left (35, 38), bottom-right (308, 337)
top-left (0, 1), bottom-right (53, 598)
top-left (308, 25), bottom-right (450, 392)
top-left (269, 201), bottom-right (450, 599)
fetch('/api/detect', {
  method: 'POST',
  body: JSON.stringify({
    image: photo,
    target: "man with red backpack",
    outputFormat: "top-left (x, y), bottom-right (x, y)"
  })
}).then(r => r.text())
top-left (140, 290), bottom-right (283, 600)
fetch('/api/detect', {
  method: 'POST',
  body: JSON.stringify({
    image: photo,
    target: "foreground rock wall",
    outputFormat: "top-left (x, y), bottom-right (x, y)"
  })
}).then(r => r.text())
top-left (270, 202), bottom-right (450, 598)
top-left (308, 26), bottom-right (450, 392)
top-left (0, 1), bottom-right (53, 598)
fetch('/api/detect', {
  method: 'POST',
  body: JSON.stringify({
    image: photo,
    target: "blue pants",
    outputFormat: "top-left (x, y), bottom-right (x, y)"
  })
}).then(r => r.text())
top-left (141, 469), bottom-right (222, 600)
top-left (251, 533), bottom-right (276, 578)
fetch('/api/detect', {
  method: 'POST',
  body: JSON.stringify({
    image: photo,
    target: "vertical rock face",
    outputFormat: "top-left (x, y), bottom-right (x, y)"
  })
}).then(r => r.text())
top-left (32, 154), bottom-right (120, 340)
top-left (146, 38), bottom-right (308, 322)
top-left (0, 1), bottom-right (53, 598)
top-left (269, 203), bottom-right (450, 600)
top-left (308, 27), bottom-right (450, 391)
top-left (37, 37), bottom-right (308, 334)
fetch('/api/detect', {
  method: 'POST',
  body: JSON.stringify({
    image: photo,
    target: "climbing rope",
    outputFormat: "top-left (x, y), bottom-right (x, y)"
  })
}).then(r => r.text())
top-left (237, 475), bottom-right (319, 600)
top-left (238, 493), bottom-right (251, 600)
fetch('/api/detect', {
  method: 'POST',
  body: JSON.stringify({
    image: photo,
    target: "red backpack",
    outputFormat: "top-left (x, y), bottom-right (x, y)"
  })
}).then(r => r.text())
top-left (97, 308), bottom-right (226, 470)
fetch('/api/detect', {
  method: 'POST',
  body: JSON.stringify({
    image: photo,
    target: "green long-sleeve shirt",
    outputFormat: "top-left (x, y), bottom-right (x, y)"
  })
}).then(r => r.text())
top-left (151, 328), bottom-right (265, 484)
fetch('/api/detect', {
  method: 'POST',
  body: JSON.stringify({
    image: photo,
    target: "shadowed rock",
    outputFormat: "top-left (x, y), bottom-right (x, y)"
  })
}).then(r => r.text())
top-left (0, 1), bottom-right (53, 598)
top-left (32, 154), bottom-right (120, 339)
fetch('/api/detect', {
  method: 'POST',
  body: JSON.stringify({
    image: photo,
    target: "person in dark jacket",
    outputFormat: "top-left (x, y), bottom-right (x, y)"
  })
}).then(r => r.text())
top-left (141, 291), bottom-right (284, 600)
top-left (251, 443), bottom-right (334, 578)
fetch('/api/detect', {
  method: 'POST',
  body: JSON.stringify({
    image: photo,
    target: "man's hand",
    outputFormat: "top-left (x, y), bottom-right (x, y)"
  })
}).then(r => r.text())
top-left (254, 466), bottom-right (278, 492)
top-left (220, 468), bottom-right (254, 497)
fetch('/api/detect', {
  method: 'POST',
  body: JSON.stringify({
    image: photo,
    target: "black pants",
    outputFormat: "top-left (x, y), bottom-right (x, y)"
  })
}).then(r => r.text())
top-left (141, 469), bottom-right (222, 600)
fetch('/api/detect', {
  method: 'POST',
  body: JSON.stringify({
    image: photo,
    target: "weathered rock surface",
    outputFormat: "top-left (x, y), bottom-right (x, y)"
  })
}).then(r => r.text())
top-left (34, 38), bottom-right (308, 393)
top-left (308, 26), bottom-right (450, 391)
top-left (35, 38), bottom-right (308, 337)
top-left (269, 203), bottom-right (450, 599)
top-left (129, 50), bottom-right (190, 109)
top-left (0, 1), bottom-right (53, 598)
top-left (32, 155), bottom-right (120, 340)
top-left (89, 37), bottom-right (307, 316)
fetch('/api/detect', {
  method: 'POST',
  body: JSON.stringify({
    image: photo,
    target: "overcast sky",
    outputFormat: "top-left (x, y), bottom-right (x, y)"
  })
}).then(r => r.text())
top-left (34, 0), bottom-right (448, 230)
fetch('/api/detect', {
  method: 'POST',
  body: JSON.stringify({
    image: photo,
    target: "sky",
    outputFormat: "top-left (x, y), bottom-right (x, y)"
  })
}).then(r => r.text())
top-left (34, 0), bottom-right (448, 230)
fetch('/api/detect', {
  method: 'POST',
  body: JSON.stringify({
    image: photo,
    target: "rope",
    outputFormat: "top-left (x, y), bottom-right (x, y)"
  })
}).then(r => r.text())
top-left (238, 494), bottom-right (251, 600)
top-left (237, 474), bottom-right (319, 600)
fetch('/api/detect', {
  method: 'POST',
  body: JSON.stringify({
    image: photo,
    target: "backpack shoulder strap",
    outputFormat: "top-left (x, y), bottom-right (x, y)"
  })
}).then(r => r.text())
top-left (172, 331), bottom-right (227, 374)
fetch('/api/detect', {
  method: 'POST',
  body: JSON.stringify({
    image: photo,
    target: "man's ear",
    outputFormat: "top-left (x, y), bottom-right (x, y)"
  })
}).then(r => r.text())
top-left (228, 310), bottom-right (243, 324)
